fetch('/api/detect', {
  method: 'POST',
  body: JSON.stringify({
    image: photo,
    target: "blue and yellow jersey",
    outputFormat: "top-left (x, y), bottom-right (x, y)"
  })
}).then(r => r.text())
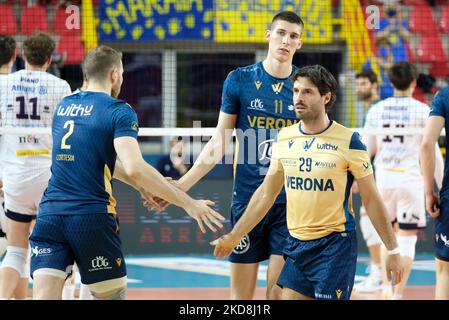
top-left (430, 86), bottom-right (449, 198)
top-left (220, 62), bottom-right (298, 204)
top-left (271, 121), bottom-right (373, 240)
top-left (39, 91), bottom-right (139, 216)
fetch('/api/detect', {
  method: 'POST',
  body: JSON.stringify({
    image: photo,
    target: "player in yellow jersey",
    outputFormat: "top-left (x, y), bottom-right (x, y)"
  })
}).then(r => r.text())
top-left (212, 65), bottom-right (403, 300)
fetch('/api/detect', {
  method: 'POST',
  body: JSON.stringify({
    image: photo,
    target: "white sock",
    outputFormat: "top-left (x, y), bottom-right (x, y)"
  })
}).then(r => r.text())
top-left (382, 284), bottom-right (392, 294)
top-left (370, 264), bottom-right (382, 278)
top-left (79, 283), bottom-right (92, 300)
top-left (62, 284), bottom-right (76, 300)
top-left (391, 293), bottom-right (402, 300)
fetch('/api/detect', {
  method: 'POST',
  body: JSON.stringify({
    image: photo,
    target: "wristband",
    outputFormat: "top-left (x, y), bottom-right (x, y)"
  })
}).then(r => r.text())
top-left (387, 247), bottom-right (400, 256)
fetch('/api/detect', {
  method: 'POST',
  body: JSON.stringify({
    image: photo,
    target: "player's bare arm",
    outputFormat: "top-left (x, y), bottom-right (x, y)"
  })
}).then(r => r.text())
top-left (114, 136), bottom-right (225, 233)
top-left (113, 160), bottom-right (163, 212)
top-left (421, 116), bottom-right (445, 217)
top-left (147, 112), bottom-right (237, 212)
top-left (212, 161), bottom-right (284, 258)
top-left (434, 143), bottom-right (444, 190)
top-left (357, 173), bottom-right (404, 285)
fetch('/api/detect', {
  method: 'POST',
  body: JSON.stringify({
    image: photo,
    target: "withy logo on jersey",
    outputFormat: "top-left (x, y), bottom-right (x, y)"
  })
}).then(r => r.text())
top-left (56, 104), bottom-right (93, 117)
top-left (232, 235), bottom-right (250, 254)
top-left (89, 256), bottom-right (112, 272)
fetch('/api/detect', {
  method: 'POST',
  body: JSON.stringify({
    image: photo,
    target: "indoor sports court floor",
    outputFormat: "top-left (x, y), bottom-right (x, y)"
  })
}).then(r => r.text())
top-left (9, 252), bottom-right (434, 299)
top-left (119, 253), bottom-right (435, 300)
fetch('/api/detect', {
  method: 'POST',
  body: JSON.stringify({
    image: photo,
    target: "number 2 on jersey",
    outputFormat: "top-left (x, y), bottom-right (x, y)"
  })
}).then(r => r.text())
top-left (61, 120), bottom-right (74, 150)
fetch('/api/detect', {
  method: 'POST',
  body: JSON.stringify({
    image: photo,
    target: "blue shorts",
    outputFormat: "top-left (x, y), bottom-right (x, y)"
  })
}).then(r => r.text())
top-left (29, 213), bottom-right (126, 284)
top-left (435, 198), bottom-right (449, 262)
top-left (277, 231), bottom-right (357, 300)
top-left (229, 202), bottom-right (288, 263)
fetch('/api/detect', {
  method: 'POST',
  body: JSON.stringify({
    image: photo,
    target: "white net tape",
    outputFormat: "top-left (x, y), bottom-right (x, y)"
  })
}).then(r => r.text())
top-left (0, 127), bottom-right (445, 136)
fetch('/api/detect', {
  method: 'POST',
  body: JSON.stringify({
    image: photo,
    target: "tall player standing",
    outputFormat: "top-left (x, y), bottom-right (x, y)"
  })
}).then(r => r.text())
top-left (0, 32), bottom-right (72, 299)
top-left (170, 11), bottom-right (304, 299)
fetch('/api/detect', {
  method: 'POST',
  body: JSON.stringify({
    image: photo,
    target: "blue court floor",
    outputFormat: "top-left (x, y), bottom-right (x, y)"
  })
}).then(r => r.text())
top-left (122, 252), bottom-right (436, 288)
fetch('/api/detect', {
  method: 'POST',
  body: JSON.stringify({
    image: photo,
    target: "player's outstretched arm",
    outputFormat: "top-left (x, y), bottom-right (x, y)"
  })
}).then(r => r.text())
top-left (113, 160), bottom-right (164, 212)
top-left (421, 116), bottom-right (445, 217)
top-left (212, 162), bottom-right (284, 259)
top-left (177, 112), bottom-right (237, 192)
top-left (114, 136), bottom-right (225, 233)
top-left (357, 174), bottom-right (403, 285)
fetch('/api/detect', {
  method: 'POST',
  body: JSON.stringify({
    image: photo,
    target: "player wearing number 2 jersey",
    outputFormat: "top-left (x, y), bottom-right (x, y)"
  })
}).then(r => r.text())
top-left (364, 61), bottom-right (444, 299)
top-left (29, 45), bottom-right (223, 300)
top-left (0, 32), bottom-right (71, 299)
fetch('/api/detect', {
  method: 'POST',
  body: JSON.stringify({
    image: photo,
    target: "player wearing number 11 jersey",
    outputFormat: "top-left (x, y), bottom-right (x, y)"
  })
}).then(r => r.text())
top-left (0, 32), bottom-right (71, 299)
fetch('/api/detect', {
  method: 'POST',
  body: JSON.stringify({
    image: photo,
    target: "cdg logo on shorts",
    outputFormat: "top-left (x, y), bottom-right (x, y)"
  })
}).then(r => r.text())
top-left (90, 256), bottom-right (111, 270)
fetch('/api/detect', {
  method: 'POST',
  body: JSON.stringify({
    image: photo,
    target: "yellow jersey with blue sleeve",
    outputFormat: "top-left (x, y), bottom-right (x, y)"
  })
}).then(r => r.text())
top-left (271, 120), bottom-right (373, 241)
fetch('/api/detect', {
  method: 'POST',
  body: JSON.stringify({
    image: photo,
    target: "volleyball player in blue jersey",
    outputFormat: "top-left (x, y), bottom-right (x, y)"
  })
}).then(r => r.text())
top-left (172, 12), bottom-right (304, 299)
top-left (29, 46), bottom-right (224, 300)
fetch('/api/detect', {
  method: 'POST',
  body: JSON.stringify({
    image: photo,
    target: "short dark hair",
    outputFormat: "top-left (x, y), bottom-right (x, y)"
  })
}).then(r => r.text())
top-left (82, 45), bottom-right (122, 82)
top-left (271, 11), bottom-right (305, 31)
top-left (23, 32), bottom-right (55, 66)
top-left (388, 61), bottom-right (418, 91)
top-left (0, 35), bottom-right (16, 66)
top-left (292, 65), bottom-right (338, 112)
top-left (356, 69), bottom-right (378, 84)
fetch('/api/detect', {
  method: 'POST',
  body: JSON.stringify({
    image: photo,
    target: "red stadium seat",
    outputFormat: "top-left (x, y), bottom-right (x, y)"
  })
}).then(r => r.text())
top-left (20, 5), bottom-right (50, 35)
top-left (429, 62), bottom-right (449, 79)
top-left (401, 0), bottom-right (429, 5)
top-left (440, 6), bottom-right (449, 33)
top-left (412, 87), bottom-right (428, 104)
top-left (405, 41), bottom-right (415, 62)
top-left (408, 5), bottom-right (439, 35)
top-left (56, 34), bottom-right (85, 65)
top-left (54, 5), bottom-right (81, 36)
top-left (0, 4), bottom-right (17, 35)
top-left (415, 35), bottom-right (448, 63)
